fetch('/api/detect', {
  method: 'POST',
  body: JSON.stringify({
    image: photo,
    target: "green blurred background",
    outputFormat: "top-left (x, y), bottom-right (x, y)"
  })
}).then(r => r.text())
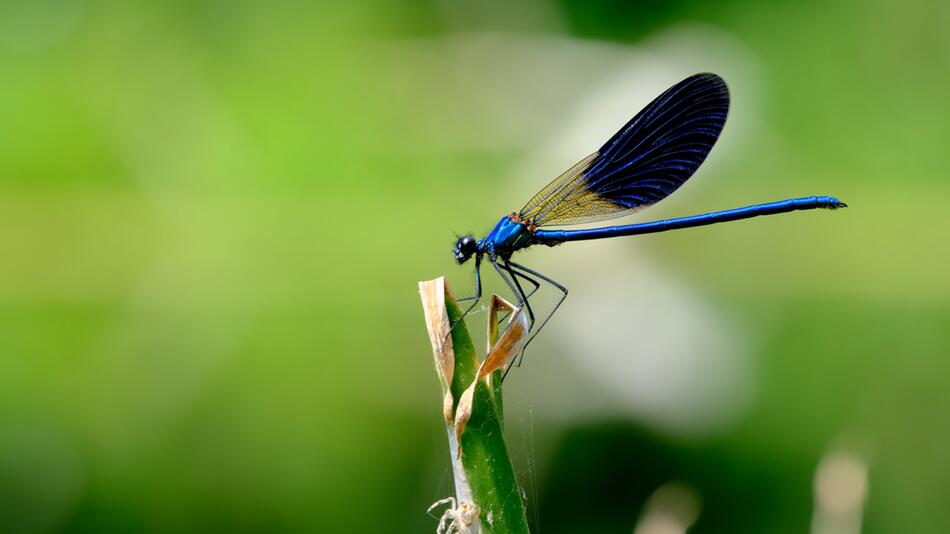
top-left (1, 0), bottom-right (948, 532)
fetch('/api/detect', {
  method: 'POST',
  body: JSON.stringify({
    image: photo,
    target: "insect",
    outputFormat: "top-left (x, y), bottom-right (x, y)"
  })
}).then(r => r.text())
top-left (453, 73), bottom-right (846, 361)
top-left (427, 497), bottom-right (479, 534)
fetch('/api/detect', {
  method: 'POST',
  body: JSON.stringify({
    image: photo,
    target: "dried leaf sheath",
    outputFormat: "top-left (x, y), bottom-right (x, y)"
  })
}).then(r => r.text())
top-left (419, 278), bottom-right (456, 423)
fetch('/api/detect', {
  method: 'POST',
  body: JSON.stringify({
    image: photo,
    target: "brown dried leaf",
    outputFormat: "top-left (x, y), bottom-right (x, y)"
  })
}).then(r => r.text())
top-left (478, 306), bottom-right (529, 380)
top-left (486, 294), bottom-right (519, 354)
top-left (419, 277), bottom-right (455, 423)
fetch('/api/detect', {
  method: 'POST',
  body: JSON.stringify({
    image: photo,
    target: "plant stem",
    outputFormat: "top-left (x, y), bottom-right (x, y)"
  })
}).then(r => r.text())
top-left (420, 277), bottom-right (530, 533)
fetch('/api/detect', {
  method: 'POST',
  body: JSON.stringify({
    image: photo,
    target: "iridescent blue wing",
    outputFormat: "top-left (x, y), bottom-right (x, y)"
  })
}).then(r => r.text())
top-left (520, 73), bottom-right (729, 227)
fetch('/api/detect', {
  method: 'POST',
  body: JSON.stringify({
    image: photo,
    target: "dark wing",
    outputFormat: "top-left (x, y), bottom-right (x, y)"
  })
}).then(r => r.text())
top-left (520, 73), bottom-right (729, 227)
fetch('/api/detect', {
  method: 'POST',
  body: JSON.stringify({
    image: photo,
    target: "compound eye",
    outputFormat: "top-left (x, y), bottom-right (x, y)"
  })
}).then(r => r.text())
top-left (456, 235), bottom-right (476, 253)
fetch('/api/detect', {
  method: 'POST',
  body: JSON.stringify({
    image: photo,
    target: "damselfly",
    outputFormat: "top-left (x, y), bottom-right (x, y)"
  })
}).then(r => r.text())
top-left (453, 73), bottom-right (846, 362)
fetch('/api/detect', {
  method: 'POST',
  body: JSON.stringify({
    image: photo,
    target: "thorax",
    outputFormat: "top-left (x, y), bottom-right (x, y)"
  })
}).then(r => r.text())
top-left (480, 213), bottom-right (535, 258)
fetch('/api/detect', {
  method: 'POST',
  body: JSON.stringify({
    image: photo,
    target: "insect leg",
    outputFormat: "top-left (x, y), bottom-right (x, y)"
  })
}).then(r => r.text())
top-left (457, 255), bottom-right (482, 302)
top-left (445, 255), bottom-right (482, 343)
top-left (508, 260), bottom-right (568, 352)
top-left (496, 261), bottom-right (540, 379)
top-left (509, 265), bottom-right (541, 301)
top-left (484, 259), bottom-right (540, 327)
top-left (496, 259), bottom-right (535, 327)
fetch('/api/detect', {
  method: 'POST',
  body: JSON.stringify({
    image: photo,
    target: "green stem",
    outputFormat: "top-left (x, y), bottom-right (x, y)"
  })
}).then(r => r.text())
top-left (421, 278), bottom-right (530, 533)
